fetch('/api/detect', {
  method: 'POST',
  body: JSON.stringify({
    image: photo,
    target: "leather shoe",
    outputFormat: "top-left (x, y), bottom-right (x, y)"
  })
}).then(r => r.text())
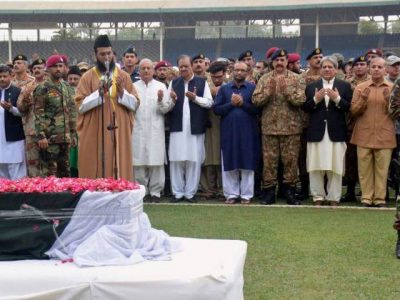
top-left (340, 192), bottom-right (357, 203)
top-left (285, 186), bottom-right (301, 205)
top-left (151, 196), bottom-right (160, 203)
top-left (185, 196), bottom-right (197, 203)
top-left (170, 196), bottom-right (181, 203)
top-left (260, 187), bottom-right (276, 205)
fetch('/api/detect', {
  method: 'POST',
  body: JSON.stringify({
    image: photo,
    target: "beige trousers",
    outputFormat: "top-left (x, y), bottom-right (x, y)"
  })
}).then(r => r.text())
top-left (357, 146), bottom-right (392, 205)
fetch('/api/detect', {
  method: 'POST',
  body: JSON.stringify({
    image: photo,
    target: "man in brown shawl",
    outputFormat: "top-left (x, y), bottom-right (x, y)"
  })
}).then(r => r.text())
top-left (75, 35), bottom-right (139, 180)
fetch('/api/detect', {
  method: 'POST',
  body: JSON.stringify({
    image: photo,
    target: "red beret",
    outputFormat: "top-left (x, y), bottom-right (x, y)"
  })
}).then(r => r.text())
top-left (59, 54), bottom-right (69, 65)
top-left (265, 47), bottom-right (279, 60)
top-left (155, 60), bottom-right (172, 70)
top-left (46, 55), bottom-right (65, 68)
top-left (288, 53), bottom-right (301, 64)
top-left (366, 48), bottom-right (383, 57)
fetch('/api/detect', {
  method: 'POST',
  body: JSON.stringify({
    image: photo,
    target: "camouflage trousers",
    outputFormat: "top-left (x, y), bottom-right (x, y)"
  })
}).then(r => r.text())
top-left (39, 143), bottom-right (70, 177)
top-left (199, 165), bottom-right (222, 196)
top-left (25, 135), bottom-right (41, 177)
top-left (262, 134), bottom-right (300, 188)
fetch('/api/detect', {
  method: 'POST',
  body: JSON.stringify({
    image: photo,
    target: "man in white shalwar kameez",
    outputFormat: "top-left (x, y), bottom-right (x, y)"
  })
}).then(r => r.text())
top-left (132, 59), bottom-right (171, 202)
top-left (303, 56), bottom-right (352, 206)
top-left (167, 55), bottom-right (213, 202)
top-left (0, 65), bottom-right (27, 179)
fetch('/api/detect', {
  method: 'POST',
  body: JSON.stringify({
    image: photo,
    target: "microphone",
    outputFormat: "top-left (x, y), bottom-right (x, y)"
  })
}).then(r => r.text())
top-left (104, 60), bottom-right (110, 76)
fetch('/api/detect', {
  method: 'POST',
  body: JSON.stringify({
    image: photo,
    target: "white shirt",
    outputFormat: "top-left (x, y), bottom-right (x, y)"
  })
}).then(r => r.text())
top-left (132, 79), bottom-right (170, 166)
top-left (168, 76), bottom-right (213, 162)
top-left (0, 87), bottom-right (25, 163)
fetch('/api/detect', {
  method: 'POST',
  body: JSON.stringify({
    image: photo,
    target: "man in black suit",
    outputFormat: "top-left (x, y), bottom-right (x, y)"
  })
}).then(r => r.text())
top-left (302, 56), bottom-right (353, 206)
top-left (0, 64), bottom-right (26, 179)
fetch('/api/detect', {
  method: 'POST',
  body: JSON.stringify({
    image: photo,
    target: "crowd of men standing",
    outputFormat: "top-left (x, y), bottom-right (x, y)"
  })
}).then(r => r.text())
top-left (1, 34), bottom-right (400, 208)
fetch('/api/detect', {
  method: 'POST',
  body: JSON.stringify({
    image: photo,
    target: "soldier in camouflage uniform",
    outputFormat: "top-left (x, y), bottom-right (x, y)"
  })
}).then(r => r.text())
top-left (252, 49), bottom-right (305, 205)
top-left (296, 48), bottom-right (324, 200)
top-left (34, 55), bottom-right (77, 177)
top-left (12, 54), bottom-right (34, 88)
top-left (342, 55), bottom-right (371, 202)
top-left (16, 58), bottom-right (47, 177)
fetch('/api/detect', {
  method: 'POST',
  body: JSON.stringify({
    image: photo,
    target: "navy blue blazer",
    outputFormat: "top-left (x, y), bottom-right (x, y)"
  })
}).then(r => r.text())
top-left (2, 85), bottom-right (24, 142)
top-left (168, 76), bottom-right (209, 135)
top-left (302, 78), bottom-right (352, 142)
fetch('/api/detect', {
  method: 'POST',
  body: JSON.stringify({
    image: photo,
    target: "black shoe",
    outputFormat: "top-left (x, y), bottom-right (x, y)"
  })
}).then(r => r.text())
top-left (396, 233), bottom-right (400, 259)
top-left (285, 186), bottom-right (301, 205)
top-left (185, 196), bottom-right (197, 203)
top-left (340, 193), bottom-right (357, 203)
top-left (295, 182), bottom-right (309, 201)
top-left (151, 196), bottom-right (160, 203)
top-left (260, 187), bottom-right (276, 205)
top-left (143, 195), bottom-right (151, 203)
top-left (170, 196), bottom-right (181, 203)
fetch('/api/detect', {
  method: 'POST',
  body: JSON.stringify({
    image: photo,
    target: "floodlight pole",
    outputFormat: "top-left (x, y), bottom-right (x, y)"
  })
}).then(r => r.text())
top-left (8, 24), bottom-right (12, 62)
top-left (315, 12), bottom-right (320, 48)
top-left (159, 22), bottom-right (164, 60)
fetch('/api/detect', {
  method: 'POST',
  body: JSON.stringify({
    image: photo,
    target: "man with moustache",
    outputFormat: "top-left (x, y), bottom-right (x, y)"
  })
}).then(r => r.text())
top-left (342, 55), bottom-right (370, 202)
top-left (168, 55), bottom-right (213, 202)
top-left (192, 54), bottom-right (207, 78)
top-left (253, 49), bottom-right (305, 205)
top-left (0, 65), bottom-right (26, 179)
top-left (132, 59), bottom-right (170, 203)
top-left (214, 61), bottom-right (260, 204)
top-left (17, 58), bottom-right (46, 177)
top-left (121, 46), bottom-right (140, 83)
top-left (12, 54), bottom-right (34, 88)
top-left (33, 55), bottom-right (76, 177)
top-left (296, 48), bottom-right (324, 200)
top-left (75, 35), bottom-right (139, 180)
top-left (155, 60), bottom-right (172, 88)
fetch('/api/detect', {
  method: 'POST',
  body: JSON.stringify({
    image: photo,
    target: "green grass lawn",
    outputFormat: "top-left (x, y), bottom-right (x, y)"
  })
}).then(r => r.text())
top-left (144, 204), bottom-right (400, 300)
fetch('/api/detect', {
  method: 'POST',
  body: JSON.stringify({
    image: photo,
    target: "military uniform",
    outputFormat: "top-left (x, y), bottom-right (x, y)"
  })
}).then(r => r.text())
top-left (17, 80), bottom-right (41, 176)
top-left (253, 56), bottom-right (305, 204)
top-left (34, 79), bottom-right (76, 177)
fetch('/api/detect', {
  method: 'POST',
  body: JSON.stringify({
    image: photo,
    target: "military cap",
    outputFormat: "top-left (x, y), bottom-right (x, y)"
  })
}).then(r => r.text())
top-left (123, 46), bottom-right (137, 56)
top-left (155, 60), bottom-right (172, 70)
top-left (215, 57), bottom-right (229, 64)
top-left (31, 58), bottom-right (46, 68)
top-left (352, 55), bottom-right (367, 67)
top-left (387, 55), bottom-right (400, 66)
top-left (46, 55), bottom-right (65, 68)
top-left (306, 48), bottom-right (323, 60)
top-left (13, 54), bottom-right (28, 64)
top-left (238, 50), bottom-right (253, 61)
top-left (265, 47), bottom-right (279, 60)
top-left (331, 53), bottom-right (344, 63)
top-left (67, 65), bottom-right (82, 77)
top-left (345, 58), bottom-right (354, 66)
top-left (288, 53), bottom-right (301, 64)
top-left (270, 49), bottom-right (288, 61)
top-left (192, 53), bottom-right (205, 61)
top-left (77, 61), bottom-right (90, 72)
top-left (365, 48), bottom-right (383, 57)
top-left (94, 34), bottom-right (112, 50)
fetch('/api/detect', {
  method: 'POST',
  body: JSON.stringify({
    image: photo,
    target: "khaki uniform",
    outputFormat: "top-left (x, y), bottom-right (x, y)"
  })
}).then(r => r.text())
top-left (17, 80), bottom-right (41, 177)
top-left (252, 70), bottom-right (305, 188)
top-left (200, 73), bottom-right (222, 196)
top-left (13, 73), bottom-right (34, 89)
top-left (34, 79), bottom-right (77, 177)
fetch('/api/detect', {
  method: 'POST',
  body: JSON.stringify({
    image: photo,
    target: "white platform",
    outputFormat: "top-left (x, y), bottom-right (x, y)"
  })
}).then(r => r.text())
top-left (0, 237), bottom-right (247, 300)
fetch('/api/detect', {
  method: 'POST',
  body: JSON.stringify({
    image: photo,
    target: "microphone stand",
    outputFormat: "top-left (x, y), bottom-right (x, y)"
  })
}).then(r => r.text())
top-left (105, 71), bottom-right (118, 179)
top-left (99, 75), bottom-right (106, 178)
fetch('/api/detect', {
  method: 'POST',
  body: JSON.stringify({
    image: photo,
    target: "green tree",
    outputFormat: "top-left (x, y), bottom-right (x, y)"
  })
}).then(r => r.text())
top-left (358, 20), bottom-right (384, 34)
